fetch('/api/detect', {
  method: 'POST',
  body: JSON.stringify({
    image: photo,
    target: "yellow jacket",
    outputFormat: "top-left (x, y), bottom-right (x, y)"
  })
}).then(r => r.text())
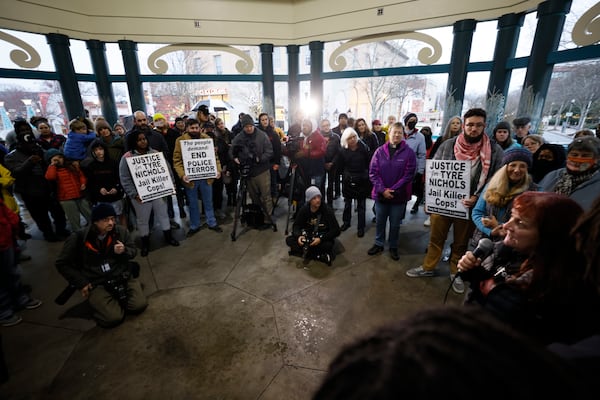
top-left (0, 163), bottom-right (19, 213)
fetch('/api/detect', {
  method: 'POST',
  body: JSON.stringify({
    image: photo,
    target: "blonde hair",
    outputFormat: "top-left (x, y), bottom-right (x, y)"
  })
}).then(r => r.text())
top-left (484, 164), bottom-right (533, 208)
top-left (523, 134), bottom-right (544, 146)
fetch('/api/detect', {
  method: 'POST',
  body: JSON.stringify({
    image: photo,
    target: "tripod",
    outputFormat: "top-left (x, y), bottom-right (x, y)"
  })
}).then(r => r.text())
top-left (231, 168), bottom-right (277, 241)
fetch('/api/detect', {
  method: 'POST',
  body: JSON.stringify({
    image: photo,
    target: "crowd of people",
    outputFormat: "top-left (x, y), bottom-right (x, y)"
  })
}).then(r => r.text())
top-left (1, 106), bottom-right (599, 338)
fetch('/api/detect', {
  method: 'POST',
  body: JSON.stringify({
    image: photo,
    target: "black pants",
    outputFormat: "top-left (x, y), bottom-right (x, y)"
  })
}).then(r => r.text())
top-left (21, 193), bottom-right (66, 236)
top-left (326, 166), bottom-right (338, 205)
top-left (286, 235), bottom-right (335, 258)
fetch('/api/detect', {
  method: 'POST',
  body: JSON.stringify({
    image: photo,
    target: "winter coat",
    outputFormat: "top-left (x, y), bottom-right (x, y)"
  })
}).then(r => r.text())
top-left (63, 131), bottom-right (97, 161)
top-left (230, 127), bottom-right (273, 178)
top-left (334, 141), bottom-right (372, 199)
top-left (540, 168), bottom-right (600, 211)
top-left (173, 132), bottom-right (222, 188)
top-left (0, 199), bottom-right (18, 251)
top-left (4, 147), bottom-right (53, 197)
top-left (369, 141), bottom-right (417, 204)
top-left (45, 163), bottom-right (87, 201)
top-left (55, 225), bottom-right (136, 289)
top-left (81, 141), bottom-right (124, 204)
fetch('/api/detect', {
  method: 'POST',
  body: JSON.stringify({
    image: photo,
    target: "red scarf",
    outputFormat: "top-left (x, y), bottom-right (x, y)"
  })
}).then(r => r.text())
top-left (454, 133), bottom-right (492, 192)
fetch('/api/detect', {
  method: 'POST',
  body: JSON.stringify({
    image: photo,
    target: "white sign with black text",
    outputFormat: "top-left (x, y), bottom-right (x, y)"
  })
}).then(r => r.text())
top-left (425, 159), bottom-right (471, 219)
top-left (181, 139), bottom-right (218, 180)
top-left (125, 152), bottom-right (175, 203)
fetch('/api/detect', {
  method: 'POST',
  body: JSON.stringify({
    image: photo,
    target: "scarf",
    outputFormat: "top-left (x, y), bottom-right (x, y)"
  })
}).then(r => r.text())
top-left (554, 166), bottom-right (599, 196)
top-left (454, 133), bottom-right (492, 193)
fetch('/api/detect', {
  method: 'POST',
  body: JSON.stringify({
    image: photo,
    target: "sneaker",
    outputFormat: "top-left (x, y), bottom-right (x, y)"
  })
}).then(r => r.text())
top-left (23, 298), bottom-right (43, 310)
top-left (0, 314), bottom-right (22, 327)
top-left (208, 225), bottom-right (223, 233)
top-left (423, 217), bottom-right (431, 227)
top-left (451, 274), bottom-right (465, 294)
top-left (406, 266), bottom-right (436, 278)
top-left (367, 245), bottom-right (384, 255)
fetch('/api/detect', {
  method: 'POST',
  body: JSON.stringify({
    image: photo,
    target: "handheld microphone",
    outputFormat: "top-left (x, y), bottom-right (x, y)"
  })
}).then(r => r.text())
top-left (472, 238), bottom-right (494, 260)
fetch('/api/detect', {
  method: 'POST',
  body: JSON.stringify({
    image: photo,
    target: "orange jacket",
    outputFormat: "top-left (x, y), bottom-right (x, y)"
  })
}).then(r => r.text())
top-left (45, 164), bottom-right (87, 201)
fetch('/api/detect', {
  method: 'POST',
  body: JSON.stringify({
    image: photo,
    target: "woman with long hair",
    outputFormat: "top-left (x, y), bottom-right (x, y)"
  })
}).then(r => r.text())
top-left (459, 191), bottom-right (600, 345)
top-left (354, 118), bottom-right (379, 159)
top-left (429, 116), bottom-right (462, 159)
top-left (470, 148), bottom-right (537, 248)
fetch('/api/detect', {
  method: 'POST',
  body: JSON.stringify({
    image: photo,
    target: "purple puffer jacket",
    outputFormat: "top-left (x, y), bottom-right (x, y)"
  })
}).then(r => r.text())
top-left (369, 140), bottom-right (416, 204)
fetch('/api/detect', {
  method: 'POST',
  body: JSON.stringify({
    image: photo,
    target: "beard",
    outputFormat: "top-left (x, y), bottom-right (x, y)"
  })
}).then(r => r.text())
top-left (464, 133), bottom-right (483, 144)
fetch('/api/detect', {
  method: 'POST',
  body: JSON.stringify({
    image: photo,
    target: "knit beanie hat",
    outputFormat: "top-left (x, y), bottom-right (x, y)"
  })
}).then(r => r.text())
top-left (91, 203), bottom-right (117, 222)
top-left (95, 119), bottom-right (111, 132)
top-left (153, 113), bottom-right (166, 122)
top-left (493, 121), bottom-right (511, 135)
top-left (403, 112), bottom-right (418, 125)
top-left (305, 186), bottom-right (322, 202)
top-left (502, 147), bottom-right (532, 167)
top-left (44, 148), bottom-right (63, 163)
top-left (241, 114), bottom-right (255, 127)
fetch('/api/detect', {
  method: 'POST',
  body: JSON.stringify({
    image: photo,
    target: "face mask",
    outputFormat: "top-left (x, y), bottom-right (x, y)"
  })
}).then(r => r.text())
top-left (407, 121), bottom-right (417, 130)
top-left (567, 156), bottom-right (597, 172)
top-left (154, 121), bottom-right (164, 128)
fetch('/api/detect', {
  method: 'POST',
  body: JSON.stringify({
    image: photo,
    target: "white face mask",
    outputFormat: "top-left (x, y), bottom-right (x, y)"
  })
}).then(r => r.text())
top-left (154, 121), bottom-right (165, 128)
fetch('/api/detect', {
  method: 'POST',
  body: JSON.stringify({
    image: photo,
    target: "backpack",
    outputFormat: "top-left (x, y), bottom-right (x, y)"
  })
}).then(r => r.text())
top-left (242, 204), bottom-right (264, 228)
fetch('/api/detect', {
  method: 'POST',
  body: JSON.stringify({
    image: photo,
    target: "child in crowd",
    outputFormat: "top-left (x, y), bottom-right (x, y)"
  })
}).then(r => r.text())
top-left (44, 149), bottom-right (91, 231)
top-left (63, 118), bottom-right (96, 162)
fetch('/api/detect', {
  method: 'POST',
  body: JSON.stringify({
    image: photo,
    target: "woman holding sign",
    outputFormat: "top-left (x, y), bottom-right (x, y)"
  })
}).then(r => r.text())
top-left (119, 131), bottom-right (180, 257)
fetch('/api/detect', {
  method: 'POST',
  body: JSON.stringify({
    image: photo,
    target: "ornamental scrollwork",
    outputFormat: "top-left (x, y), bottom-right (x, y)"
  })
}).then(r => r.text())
top-left (148, 44), bottom-right (254, 74)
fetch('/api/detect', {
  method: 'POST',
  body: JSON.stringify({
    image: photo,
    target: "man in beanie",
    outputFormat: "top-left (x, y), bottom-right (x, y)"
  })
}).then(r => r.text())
top-left (56, 203), bottom-right (147, 328)
top-left (286, 186), bottom-right (340, 266)
top-left (406, 108), bottom-right (504, 295)
top-left (4, 119), bottom-right (68, 241)
top-left (403, 113), bottom-right (427, 214)
top-left (230, 114), bottom-right (277, 230)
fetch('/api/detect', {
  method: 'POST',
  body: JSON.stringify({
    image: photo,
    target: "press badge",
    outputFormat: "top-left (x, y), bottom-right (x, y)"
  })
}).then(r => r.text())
top-left (100, 261), bottom-right (111, 273)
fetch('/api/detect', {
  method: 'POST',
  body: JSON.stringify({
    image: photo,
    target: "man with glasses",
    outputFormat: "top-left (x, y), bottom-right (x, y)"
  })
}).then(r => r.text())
top-left (405, 108), bottom-right (504, 294)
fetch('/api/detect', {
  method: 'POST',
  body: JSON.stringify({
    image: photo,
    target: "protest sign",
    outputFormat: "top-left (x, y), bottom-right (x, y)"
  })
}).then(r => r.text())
top-left (180, 139), bottom-right (218, 180)
top-left (424, 159), bottom-right (471, 219)
top-left (126, 152), bottom-right (175, 203)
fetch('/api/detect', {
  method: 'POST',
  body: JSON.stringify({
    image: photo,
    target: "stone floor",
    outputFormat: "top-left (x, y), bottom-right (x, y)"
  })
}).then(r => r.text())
top-left (1, 195), bottom-right (462, 400)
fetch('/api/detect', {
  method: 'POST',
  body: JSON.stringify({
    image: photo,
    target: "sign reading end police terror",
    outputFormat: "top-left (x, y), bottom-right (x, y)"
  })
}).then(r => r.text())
top-left (425, 160), bottom-right (471, 219)
top-left (126, 152), bottom-right (175, 203)
top-left (181, 139), bottom-right (218, 180)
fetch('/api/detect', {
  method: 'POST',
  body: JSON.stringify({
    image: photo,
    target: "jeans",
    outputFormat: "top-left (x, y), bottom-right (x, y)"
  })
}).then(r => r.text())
top-left (185, 180), bottom-right (217, 229)
top-left (374, 201), bottom-right (407, 248)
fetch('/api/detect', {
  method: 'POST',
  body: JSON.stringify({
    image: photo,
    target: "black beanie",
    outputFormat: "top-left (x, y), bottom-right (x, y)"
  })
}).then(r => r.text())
top-left (91, 203), bottom-right (117, 222)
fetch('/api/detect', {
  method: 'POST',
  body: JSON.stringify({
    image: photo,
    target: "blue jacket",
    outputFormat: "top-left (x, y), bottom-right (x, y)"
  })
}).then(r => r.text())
top-left (369, 141), bottom-right (416, 204)
top-left (64, 131), bottom-right (96, 161)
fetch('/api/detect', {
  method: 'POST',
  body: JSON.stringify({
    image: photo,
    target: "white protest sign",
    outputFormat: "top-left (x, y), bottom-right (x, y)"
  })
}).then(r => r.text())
top-left (180, 139), bottom-right (218, 180)
top-left (126, 152), bottom-right (175, 203)
top-left (425, 159), bottom-right (471, 219)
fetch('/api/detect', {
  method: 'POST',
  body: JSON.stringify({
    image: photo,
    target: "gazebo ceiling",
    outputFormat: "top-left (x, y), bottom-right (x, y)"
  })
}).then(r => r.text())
top-left (1, 0), bottom-right (542, 45)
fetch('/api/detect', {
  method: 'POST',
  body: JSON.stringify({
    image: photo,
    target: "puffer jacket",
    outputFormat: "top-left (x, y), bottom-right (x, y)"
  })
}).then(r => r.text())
top-left (45, 163), bottom-right (87, 201)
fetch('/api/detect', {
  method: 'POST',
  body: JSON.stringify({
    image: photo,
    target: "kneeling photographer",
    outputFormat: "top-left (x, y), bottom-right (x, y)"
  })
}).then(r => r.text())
top-left (286, 186), bottom-right (340, 266)
top-left (56, 203), bottom-right (147, 328)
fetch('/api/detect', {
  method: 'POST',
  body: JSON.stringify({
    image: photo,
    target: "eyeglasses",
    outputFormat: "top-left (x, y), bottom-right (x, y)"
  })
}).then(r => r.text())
top-left (465, 123), bottom-right (485, 128)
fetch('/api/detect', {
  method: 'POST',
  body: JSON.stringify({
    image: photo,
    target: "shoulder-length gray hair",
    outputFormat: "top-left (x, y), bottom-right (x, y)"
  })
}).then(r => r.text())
top-left (340, 127), bottom-right (358, 149)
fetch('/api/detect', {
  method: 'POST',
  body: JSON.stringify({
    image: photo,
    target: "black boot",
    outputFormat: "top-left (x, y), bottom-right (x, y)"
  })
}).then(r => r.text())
top-left (140, 235), bottom-right (150, 257)
top-left (163, 230), bottom-right (180, 247)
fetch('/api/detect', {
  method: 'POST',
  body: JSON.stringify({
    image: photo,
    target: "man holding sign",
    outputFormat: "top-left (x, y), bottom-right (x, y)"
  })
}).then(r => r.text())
top-left (173, 118), bottom-right (223, 237)
top-left (406, 108), bottom-right (504, 294)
